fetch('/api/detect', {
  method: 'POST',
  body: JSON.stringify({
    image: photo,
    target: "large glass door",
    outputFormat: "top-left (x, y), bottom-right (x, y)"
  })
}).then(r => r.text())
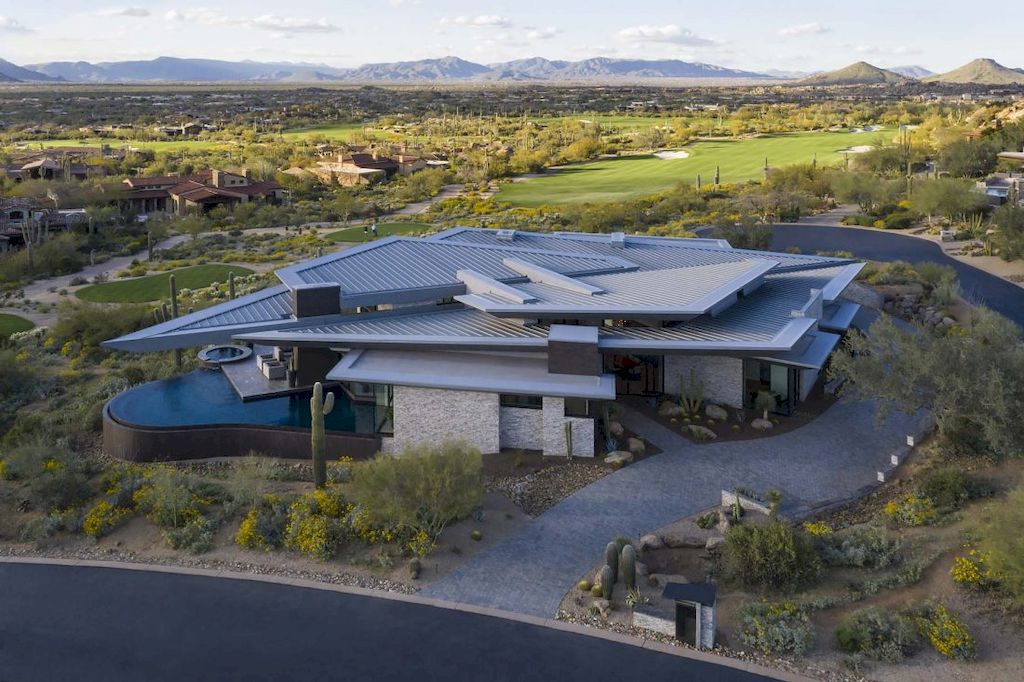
top-left (744, 360), bottom-right (799, 415)
top-left (609, 354), bottom-right (663, 396)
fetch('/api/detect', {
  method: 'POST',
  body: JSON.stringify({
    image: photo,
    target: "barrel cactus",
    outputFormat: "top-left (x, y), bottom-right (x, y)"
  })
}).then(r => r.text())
top-left (621, 544), bottom-right (637, 590)
top-left (604, 541), bottom-right (619, 582)
top-left (310, 382), bottom-right (335, 488)
top-left (600, 564), bottom-right (614, 600)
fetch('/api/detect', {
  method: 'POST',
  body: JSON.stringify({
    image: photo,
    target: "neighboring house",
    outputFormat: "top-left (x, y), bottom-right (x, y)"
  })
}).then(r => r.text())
top-left (302, 149), bottom-right (438, 187)
top-left (1, 146), bottom-right (123, 183)
top-left (120, 170), bottom-right (284, 217)
top-left (976, 173), bottom-right (1023, 206)
top-left (998, 149), bottom-right (1024, 165)
top-left (103, 229), bottom-right (864, 461)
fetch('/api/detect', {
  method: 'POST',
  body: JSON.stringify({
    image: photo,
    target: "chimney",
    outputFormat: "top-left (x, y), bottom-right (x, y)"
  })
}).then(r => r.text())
top-left (211, 169), bottom-right (223, 188)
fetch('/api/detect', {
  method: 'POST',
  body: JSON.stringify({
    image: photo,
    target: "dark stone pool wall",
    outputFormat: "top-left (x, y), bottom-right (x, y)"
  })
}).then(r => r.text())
top-left (103, 403), bottom-right (382, 463)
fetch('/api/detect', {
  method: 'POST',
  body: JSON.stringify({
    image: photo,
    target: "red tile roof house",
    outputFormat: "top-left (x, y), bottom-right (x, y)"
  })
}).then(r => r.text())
top-left (120, 170), bottom-right (285, 218)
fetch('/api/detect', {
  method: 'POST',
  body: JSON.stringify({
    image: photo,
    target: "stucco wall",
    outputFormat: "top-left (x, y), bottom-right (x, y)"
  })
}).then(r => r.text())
top-left (663, 355), bottom-right (744, 409)
top-left (499, 406), bottom-right (544, 451)
top-left (800, 368), bottom-right (820, 402)
top-left (391, 386), bottom-right (500, 454)
top-left (542, 397), bottom-right (595, 458)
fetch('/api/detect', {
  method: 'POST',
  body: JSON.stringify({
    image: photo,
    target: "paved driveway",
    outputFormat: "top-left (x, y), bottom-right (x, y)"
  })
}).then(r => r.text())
top-left (423, 399), bottom-right (926, 617)
top-left (0, 563), bottom-right (778, 682)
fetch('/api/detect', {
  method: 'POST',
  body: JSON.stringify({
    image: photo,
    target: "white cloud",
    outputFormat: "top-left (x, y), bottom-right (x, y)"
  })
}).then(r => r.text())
top-left (616, 24), bottom-right (715, 46)
top-left (852, 44), bottom-right (920, 56)
top-left (0, 15), bottom-right (29, 31)
top-left (525, 26), bottom-right (559, 40)
top-left (440, 15), bottom-right (510, 28)
top-left (777, 22), bottom-right (830, 38)
top-left (164, 8), bottom-right (341, 34)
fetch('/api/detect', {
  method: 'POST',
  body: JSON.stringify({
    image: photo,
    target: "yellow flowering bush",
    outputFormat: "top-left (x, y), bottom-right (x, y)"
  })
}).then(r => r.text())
top-left (0, 459), bottom-right (7, 481)
top-left (883, 494), bottom-right (938, 527)
top-left (348, 505), bottom-right (396, 545)
top-left (951, 548), bottom-right (1000, 590)
top-left (802, 521), bottom-right (832, 537)
top-left (406, 529), bottom-right (435, 558)
top-left (914, 603), bottom-right (976, 661)
top-left (284, 492), bottom-right (345, 560)
top-left (235, 508), bottom-right (267, 550)
top-left (82, 500), bottom-right (131, 539)
top-left (234, 494), bottom-right (289, 551)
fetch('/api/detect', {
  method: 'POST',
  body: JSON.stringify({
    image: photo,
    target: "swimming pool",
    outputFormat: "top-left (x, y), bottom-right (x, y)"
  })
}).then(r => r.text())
top-left (108, 369), bottom-right (376, 433)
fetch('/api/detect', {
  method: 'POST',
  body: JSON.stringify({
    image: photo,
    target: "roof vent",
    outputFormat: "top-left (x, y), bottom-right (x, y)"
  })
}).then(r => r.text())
top-left (496, 229), bottom-right (516, 242)
top-left (609, 232), bottom-right (626, 248)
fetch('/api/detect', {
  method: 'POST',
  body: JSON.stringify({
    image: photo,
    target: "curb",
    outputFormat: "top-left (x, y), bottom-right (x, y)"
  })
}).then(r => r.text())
top-left (0, 555), bottom-right (810, 682)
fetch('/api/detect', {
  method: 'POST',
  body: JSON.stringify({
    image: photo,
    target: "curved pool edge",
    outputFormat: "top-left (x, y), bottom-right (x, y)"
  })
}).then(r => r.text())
top-left (103, 402), bottom-right (382, 463)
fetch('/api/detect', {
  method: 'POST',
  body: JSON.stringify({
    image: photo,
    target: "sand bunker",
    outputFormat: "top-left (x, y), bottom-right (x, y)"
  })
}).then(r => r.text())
top-left (654, 150), bottom-right (690, 160)
top-left (843, 145), bottom-right (873, 154)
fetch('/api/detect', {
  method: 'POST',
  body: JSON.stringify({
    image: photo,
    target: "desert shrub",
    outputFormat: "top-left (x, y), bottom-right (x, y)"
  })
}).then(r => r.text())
top-left (951, 548), bottom-right (1001, 590)
top-left (720, 520), bottom-right (823, 590)
top-left (352, 440), bottom-right (482, 556)
top-left (820, 526), bottom-right (901, 569)
top-left (977, 485), bottom-right (1024, 605)
top-left (164, 515), bottom-right (217, 554)
top-left (802, 521), bottom-right (832, 538)
top-left (235, 494), bottom-right (291, 551)
top-left (82, 500), bottom-right (131, 539)
top-left (226, 455), bottom-right (276, 512)
top-left (737, 601), bottom-right (815, 656)
top-left (908, 601), bottom-right (976, 661)
top-left (696, 511), bottom-right (719, 530)
top-left (50, 301), bottom-right (152, 358)
top-left (3, 444), bottom-right (91, 512)
top-left (915, 466), bottom-right (990, 512)
top-left (19, 511), bottom-right (68, 542)
top-left (883, 494), bottom-right (938, 528)
top-left (327, 456), bottom-right (356, 484)
top-left (283, 488), bottom-right (349, 560)
top-left (835, 607), bottom-right (920, 662)
top-left (133, 467), bottom-right (224, 530)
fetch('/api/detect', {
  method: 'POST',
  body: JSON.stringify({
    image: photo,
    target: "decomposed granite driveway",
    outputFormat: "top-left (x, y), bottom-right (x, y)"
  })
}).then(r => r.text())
top-left (422, 399), bottom-right (927, 618)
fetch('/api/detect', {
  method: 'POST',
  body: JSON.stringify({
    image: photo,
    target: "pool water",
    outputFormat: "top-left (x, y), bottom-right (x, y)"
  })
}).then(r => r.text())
top-left (108, 369), bottom-right (372, 433)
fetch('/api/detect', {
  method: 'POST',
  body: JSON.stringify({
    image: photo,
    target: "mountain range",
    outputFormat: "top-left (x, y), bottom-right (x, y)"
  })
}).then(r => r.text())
top-left (0, 54), bottom-right (1021, 86)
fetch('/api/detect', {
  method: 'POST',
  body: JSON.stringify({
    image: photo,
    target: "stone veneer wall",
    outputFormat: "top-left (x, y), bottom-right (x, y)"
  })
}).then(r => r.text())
top-left (391, 386), bottom-right (500, 454)
top-left (663, 355), bottom-right (744, 409)
top-left (542, 397), bottom-right (595, 458)
top-left (632, 603), bottom-right (716, 650)
top-left (499, 406), bottom-right (544, 451)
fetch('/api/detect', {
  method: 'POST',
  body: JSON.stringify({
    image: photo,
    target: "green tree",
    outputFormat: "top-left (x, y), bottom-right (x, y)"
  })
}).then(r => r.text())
top-left (991, 204), bottom-right (1024, 261)
top-left (720, 519), bottom-right (823, 590)
top-left (978, 484), bottom-right (1024, 605)
top-left (938, 138), bottom-right (1000, 178)
top-left (911, 177), bottom-right (987, 225)
top-left (831, 172), bottom-right (888, 213)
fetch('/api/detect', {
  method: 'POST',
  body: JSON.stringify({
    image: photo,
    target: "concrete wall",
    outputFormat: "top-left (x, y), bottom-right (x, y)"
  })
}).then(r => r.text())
top-left (799, 368), bottom-right (820, 402)
top-left (663, 355), bottom-right (744, 409)
top-left (542, 397), bottom-right (595, 458)
top-left (391, 386), bottom-right (500, 454)
top-left (499, 406), bottom-right (543, 451)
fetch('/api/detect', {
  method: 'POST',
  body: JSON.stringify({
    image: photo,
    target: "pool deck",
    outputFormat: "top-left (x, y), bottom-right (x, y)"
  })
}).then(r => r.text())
top-left (222, 345), bottom-right (339, 401)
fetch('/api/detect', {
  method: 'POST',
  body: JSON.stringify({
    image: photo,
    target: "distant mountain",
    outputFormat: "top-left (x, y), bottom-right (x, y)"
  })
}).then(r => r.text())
top-left (342, 56), bottom-right (490, 81)
top-left (0, 57), bottom-right (61, 82)
top-left (797, 61), bottom-right (910, 86)
top-left (28, 56), bottom-right (348, 83)
top-left (18, 54), bottom-right (774, 83)
top-left (924, 58), bottom-right (1024, 85)
top-left (889, 65), bottom-right (934, 79)
top-left (762, 69), bottom-right (816, 80)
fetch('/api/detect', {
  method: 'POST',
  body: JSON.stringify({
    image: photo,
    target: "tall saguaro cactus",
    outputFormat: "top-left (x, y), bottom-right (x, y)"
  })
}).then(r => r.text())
top-left (169, 274), bottom-right (181, 370)
top-left (310, 382), bottom-right (335, 488)
top-left (228, 271), bottom-right (236, 300)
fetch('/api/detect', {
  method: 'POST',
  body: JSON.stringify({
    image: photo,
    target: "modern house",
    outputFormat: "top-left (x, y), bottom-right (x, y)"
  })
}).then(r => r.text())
top-left (102, 229), bottom-right (863, 461)
top-left (976, 173), bottom-right (1022, 206)
top-left (120, 170), bottom-right (285, 218)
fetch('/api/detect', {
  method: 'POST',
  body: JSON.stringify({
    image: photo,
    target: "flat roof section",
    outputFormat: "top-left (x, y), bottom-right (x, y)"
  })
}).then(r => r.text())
top-left (328, 349), bottom-right (616, 400)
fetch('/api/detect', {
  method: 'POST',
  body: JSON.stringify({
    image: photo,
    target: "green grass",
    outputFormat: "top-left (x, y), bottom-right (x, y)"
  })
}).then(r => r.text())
top-left (325, 222), bottom-right (433, 243)
top-left (280, 123), bottom-right (367, 142)
top-left (0, 313), bottom-right (34, 338)
top-left (75, 264), bottom-right (254, 303)
top-left (495, 129), bottom-right (894, 207)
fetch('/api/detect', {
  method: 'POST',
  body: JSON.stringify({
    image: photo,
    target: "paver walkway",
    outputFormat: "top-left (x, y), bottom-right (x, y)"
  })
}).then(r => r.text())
top-left (422, 399), bottom-right (927, 617)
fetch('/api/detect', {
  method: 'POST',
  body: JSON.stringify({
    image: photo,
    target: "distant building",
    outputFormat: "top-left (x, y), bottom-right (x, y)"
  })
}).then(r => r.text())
top-left (1, 147), bottom-right (120, 182)
top-left (976, 173), bottom-right (1023, 206)
top-left (120, 170), bottom-right (284, 217)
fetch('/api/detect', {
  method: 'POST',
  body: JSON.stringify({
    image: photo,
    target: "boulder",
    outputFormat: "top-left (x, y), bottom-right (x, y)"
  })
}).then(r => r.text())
top-left (942, 316), bottom-right (956, 327)
top-left (687, 424), bottom-right (717, 440)
top-left (608, 420), bottom-right (625, 437)
top-left (604, 450), bottom-right (633, 466)
top-left (638, 533), bottom-right (664, 551)
top-left (636, 561), bottom-right (649, 577)
top-left (705, 404), bottom-right (728, 421)
top-left (658, 401), bottom-right (682, 417)
top-left (751, 418), bottom-right (774, 431)
top-left (592, 598), bottom-right (611, 619)
top-left (662, 532), bottom-right (706, 549)
top-left (627, 437), bottom-right (646, 456)
top-left (705, 536), bottom-right (725, 551)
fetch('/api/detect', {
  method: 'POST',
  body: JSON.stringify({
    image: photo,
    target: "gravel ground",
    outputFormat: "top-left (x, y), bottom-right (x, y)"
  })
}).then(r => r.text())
top-left (487, 462), bottom-right (609, 517)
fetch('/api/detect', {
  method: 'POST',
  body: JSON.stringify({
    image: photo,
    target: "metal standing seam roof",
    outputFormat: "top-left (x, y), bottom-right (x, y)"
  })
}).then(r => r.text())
top-left (274, 237), bottom-right (635, 293)
top-left (431, 227), bottom-right (852, 273)
top-left (456, 259), bottom-right (777, 316)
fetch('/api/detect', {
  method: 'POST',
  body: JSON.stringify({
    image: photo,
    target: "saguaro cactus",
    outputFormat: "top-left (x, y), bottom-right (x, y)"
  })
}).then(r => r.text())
top-left (600, 564), bottom-right (614, 600)
top-left (621, 544), bottom-right (637, 590)
top-left (310, 381), bottom-right (335, 488)
top-left (604, 541), bottom-right (619, 582)
top-left (228, 271), bottom-right (236, 300)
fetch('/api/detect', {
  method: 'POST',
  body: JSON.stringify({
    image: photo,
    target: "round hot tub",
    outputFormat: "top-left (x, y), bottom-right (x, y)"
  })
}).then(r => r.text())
top-left (197, 344), bottom-right (252, 366)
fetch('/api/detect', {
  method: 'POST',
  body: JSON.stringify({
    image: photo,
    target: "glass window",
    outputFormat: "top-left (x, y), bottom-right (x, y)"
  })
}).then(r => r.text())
top-left (564, 397), bottom-right (590, 417)
top-left (500, 394), bottom-right (543, 410)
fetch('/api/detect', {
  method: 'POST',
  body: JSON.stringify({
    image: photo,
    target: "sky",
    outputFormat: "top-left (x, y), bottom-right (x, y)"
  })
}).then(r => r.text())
top-left (0, 1), bottom-right (1021, 73)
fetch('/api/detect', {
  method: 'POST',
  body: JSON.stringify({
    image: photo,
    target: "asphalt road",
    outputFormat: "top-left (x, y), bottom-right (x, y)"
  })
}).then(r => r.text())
top-left (0, 563), bottom-right (776, 682)
top-left (768, 224), bottom-right (1024, 327)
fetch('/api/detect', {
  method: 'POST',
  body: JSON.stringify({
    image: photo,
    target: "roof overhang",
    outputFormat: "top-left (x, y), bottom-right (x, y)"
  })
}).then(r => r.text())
top-left (820, 263), bottom-right (865, 302)
top-left (597, 316), bottom-right (817, 354)
top-left (820, 302), bottom-right (860, 333)
top-left (328, 349), bottom-right (616, 400)
top-left (754, 331), bottom-right (841, 370)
